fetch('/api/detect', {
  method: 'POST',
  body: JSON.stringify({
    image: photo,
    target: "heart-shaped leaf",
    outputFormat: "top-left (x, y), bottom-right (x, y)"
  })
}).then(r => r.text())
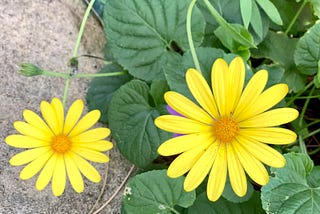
top-left (104, 0), bottom-right (205, 81)
top-left (107, 80), bottom-right (171, 168)
top-left (261, 153), bottom-right (320, 214)
top-left (122, 170), bottom-right (196, 214)
top-left (294, 22), bottom-right (320, 75)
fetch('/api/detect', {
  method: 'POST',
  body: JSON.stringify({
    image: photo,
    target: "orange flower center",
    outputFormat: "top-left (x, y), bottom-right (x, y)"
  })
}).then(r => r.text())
top-left (51, 135), bottom-right (72, 154)
top-left (213, 117), bottom-right (239, 143)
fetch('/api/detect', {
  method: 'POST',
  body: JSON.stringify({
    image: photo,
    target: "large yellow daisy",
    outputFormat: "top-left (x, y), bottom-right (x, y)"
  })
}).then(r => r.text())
top-left (155, 57), bottom-right (298, 201)
top-left (5, 98), bottom-right (113, 196)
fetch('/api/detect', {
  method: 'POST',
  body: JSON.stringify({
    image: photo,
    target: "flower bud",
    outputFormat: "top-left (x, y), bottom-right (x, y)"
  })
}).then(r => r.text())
top-left (19, 63), bottom-right (43, 77)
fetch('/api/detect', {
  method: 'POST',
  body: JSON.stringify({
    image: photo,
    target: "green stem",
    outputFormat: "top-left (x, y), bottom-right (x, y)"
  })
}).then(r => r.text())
top-left (73, 70), bottom-right (127, 78)
top-left (299, 85), bottom-right (315, 127)
top-left (43, 70), bottom-right (127, 79)
top-left (294, 95), bottom-right (320, 99)
top-left (298, 135), bottom-right (308, 155)
top-left (286, 81), bottom-right (314, 106)
top-left (73, 0), bottom-right (96, 58)
top-left (186, 0), bottom-right (201, 73)
top-left (167, 206), bottom-right (180, 214)
top-left (62, 78), bottom-right (71, 107)
top-left (303, 128), bottom-right (320, 140)
top-left (43, 70), bottom-right (69, 78)
top-left (62, 0), bottom-right (96, 107)
top-left (284, 0), bottom-right (308, 35)
top-left (308, 146), bottom-right (320, 155)
top-left (305, 119), bottom-right (320, 128)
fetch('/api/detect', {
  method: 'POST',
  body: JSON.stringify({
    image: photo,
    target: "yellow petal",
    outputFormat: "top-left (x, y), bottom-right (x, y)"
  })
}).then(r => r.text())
top-left (20, 151), bottom-right (53, 180)
top-left (73, 140), bottom-right (113, 152)
top-left (70, 152), bottom-right (101, 183)
top-left (227, 57), bottom-right (245, 114)
top-left (232, 140), bottom-right (269, 185)
top-left (14, 121), bottom-right (53, 141)
top-left (167, 139), bottom-right (212, 178)
top-left (239, 127), bottom-right (297, 145)
top-left (65, 153), bottom-right (84, 193)
top-left (155, 115), bottom-right (212, 134)
top-left (51, 154), bottom-right (66, 196)
top-left (5, 135), bottom-right (49, 148)
top-left (158, 132), bottom-right (214, 156)
top-left (70, 128), bottom-right (110, 143)
top-left (211, 58), bottom-right (228, 116)
top-left (233, 70), bottom-right (268, 119)
top-left (23, 110), bottom-right (52, 135)
top-left (184, 143), bottom-right (219, 191)
top-left (227, 143), bottom-right (247, 197)
top-left (36, 154), bottom-right (57, 191)
top-left (239, 108), bottom-right (299, 128)
top-left (73, 147), bottom-right (109, 163)
top-left (51, 98), bottom-right (64, 133)
top-left (164, 91), bottom-right (213, 124)
top-left (68, 110), bottom-right (101, 137)
top-left (40, 101), bottom-right (60, 135)
top-left (237, 135), bottom-right (286, 168)
top-left (10, 147), bottom-right (51, 166)
top-left (237, 84), bottom-right (288, 122)
top-left (63, 99), bottom-right (84, 135)
top-left (186, 69), bottom-right (219, 118)
top-left (207, 143), bottom-right (227, 202)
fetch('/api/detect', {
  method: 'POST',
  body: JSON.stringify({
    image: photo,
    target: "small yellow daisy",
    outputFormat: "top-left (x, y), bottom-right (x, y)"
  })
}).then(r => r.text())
top-left (6, 98), bottom-right (113, 196)
top-left (155, 57), bottom-right (299, 201)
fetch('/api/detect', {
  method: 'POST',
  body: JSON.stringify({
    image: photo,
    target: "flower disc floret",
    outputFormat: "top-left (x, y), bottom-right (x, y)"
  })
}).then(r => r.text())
top-left (213, 117), bottom-right (239, 143)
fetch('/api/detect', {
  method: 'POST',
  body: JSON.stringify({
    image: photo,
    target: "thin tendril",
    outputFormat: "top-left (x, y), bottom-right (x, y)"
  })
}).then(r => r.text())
top-left (186, 0), bottom-right (201, 73)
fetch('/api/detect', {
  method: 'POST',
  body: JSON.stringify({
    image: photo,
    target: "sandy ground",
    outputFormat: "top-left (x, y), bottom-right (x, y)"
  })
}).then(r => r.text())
top-left (0, 0), bottom-right (132, 213)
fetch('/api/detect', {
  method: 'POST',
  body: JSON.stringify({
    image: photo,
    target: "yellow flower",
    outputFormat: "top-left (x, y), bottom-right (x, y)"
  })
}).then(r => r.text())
top-left (6, 98), bottom-right (113, 196)
top-left (155, 57), bottom-right (298, 202)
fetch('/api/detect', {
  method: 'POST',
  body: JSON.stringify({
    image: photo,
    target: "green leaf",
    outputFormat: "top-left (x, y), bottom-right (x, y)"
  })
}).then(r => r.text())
top-left (197, 0), bottom-right (269, 46)
top-left (310, 0), bottom-right (320, 18)
top-left (164, 47), bottom-right (225, 100)
top-left (222, 178), bottom-right (254, 203)
top-left (104, 0), bottom-right (205, 81)
top-left (150, 81), bottom-right (170, 106)
top-left (261, 153), bottom-right (320, 214)
top-left (188, 191), bottom-right (264, 214)
top-left (122, 170), bottom-right (196, 214)
top-left (214, 23), bottom-right (253, 60)
top-left (240, 0), bottom-right (252, 28)
top-left (255, 64), bottom-right (285, 88)
top-left (107, 80), bottom-right (171, 168)
top-left (82, 0), bottom-right (106, 19)
top-left (250, 1), bottom-right (263, 39)
top-left (307, 166), bottom-right (320, 188)
top-left (164, 47), bottom-right (253, 100)
top-left (251, 31), bottom-right (306, 92)
top-left (269, 0), bottom-right (316, 35)
top-left (294, 23), bottom-right (320, 75)
top-left (313, 60), bottom-right (320, 88)
top-left (86, 64), bottom-right (131, 123)
top-left (255, 0), bottom-right (283, 25)
top-left (202, 0), bottom-right (257, 48)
